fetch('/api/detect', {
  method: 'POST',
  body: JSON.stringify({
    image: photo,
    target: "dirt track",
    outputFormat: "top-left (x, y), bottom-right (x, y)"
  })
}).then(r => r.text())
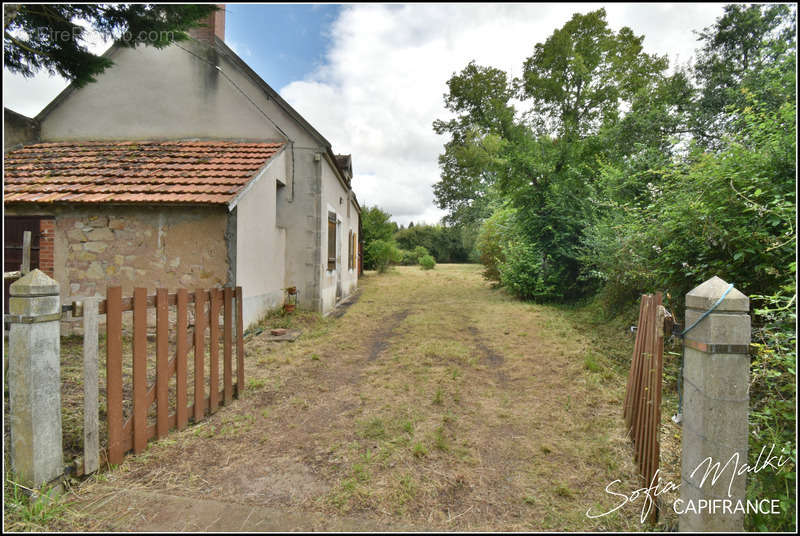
top-left (49, 265), bottom-right (654, 531)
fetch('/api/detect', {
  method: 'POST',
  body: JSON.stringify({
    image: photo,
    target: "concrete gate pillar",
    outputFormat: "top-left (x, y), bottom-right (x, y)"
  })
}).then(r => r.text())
top-left (679, 276), bottom-right (749, 532)
top-left (7, 269), bottom-right (63, 488)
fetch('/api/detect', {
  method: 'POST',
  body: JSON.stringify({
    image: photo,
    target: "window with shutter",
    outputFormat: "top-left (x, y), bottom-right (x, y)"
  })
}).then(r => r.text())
top-left (328, 212), bottom-right (337, 271)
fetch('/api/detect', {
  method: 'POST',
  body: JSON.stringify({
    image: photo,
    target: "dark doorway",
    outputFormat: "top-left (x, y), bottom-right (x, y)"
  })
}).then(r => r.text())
top-left (4, 216), bottom-right (46, 311)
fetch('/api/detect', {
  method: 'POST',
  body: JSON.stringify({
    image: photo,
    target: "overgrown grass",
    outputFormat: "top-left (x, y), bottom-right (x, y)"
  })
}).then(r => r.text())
top-left (3, 471), bottom-right (69, 532)
top-left (24, 265), bottom-right (651, 531)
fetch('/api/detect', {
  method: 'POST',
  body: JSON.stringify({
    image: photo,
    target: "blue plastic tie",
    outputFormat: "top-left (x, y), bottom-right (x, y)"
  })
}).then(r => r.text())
top-left (676, 283), bottom-right (735, 419)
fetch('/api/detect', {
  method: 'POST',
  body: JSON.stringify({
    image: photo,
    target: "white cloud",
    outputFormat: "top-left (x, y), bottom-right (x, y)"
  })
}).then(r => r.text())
top-left (2, 4), bottom-right (728, 225)
top-left (3, 20), bottom-right (112, 117)
top-left (280, 3), bottom-right (726, 226)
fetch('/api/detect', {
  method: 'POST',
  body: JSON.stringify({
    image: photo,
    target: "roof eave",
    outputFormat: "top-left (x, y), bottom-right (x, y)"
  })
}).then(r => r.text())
top-left (227, 143), bottom-right (287, 211)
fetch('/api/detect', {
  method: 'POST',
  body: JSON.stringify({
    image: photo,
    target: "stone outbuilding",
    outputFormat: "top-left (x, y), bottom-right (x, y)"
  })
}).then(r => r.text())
top-left (3, 7), bottom-right (360, 328)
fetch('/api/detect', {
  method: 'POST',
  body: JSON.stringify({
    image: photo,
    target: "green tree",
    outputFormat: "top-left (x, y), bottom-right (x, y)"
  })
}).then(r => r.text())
top-left (432, 61), bottom-right (516, 228)
top-left (4, 4), bottom-right (218, 87)
top-left (361, 205), bottom-right (397, 245)
top-left (394, 224), bottom-right (471, 263)
top-left (361, 205), bottom-right (398, 270)
top-left (691, 3), bottom-right (796, 147)
top-left (435, 9), bottom-right (676, 301)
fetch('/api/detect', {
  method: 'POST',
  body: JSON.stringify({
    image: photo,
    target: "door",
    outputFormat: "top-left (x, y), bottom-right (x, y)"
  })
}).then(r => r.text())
top-left (4, 217), bottom-right (44, 311)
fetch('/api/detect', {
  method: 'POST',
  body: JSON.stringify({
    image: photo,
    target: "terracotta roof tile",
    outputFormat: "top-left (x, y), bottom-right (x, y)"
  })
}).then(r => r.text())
top-left (4, 140), bottom-right (284, 205)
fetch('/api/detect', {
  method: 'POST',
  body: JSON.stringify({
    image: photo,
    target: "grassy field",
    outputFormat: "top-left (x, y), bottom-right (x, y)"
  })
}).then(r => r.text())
top-left (5, 264), bottom-right (684, 531)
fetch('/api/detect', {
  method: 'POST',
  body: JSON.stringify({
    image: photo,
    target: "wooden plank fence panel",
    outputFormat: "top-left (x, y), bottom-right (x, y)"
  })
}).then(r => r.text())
top-left (176, 289), bottom-right (189, 430)
top-left (106, 287), bottom-right (124, 466)
top-left (156, 288), bottom-right (169, 439)
top-left (623, 297), bottom-right (646, 425)
top-left (102, 285), bottom-right (243, 464)
top-left (223, 287), bottom-right (233, 404)
top-left (641, 295), bottom-right (656, 478)
top-left (194, 289), bottom-right (206, 422)
top-left (209, 289), bottom-right (221, 412)
top-left (623, 292), bottom-right (665, 524)
top-left (633, 295), bottom-right (653, 463)
top-left (132, 288), bottom-right (148, 454)
top-left (235, 286), bottom-right (244, 395)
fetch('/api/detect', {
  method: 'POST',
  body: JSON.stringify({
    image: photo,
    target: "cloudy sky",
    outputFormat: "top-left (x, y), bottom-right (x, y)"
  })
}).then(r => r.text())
top-left (3, 3), bottom-right (728, 225)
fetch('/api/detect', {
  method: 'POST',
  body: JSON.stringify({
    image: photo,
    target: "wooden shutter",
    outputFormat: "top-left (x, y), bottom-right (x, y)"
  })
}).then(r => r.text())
top-left (347, 230), bottom-right (353, 270)
top-left (327, 212), bottom-right (336, 271)
top-left (353, 232), bottom-right (358, 271)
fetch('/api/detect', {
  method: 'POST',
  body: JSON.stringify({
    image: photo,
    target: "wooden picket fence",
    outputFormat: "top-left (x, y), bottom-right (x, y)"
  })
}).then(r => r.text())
top-left (103, 286), bottom-right (244, 465)
top-left (623, 292), bottom-right (665, 523)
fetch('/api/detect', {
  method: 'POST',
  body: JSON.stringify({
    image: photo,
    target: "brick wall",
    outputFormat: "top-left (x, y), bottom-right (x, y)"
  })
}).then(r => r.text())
top-left (188, 6), bottom-right (225, 44)
top-left (38, 219), bottom-right (55, 277)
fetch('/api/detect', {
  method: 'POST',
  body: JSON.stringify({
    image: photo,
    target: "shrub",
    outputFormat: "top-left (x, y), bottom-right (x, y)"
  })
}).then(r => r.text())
top-left (746, 288), bottom-right (796, 531)
top-left (498, 237), bottom-right (572, 301)
top-left (366, 239), bottom-right (402, 273)
top-left (413, 246), bottom-right (430, 262)
top-left (398, 249), bottom-right (416, 265)
top-left (476, 207), bottom-right (515, 282)
top-left (419, 254), bottom-right (436, 270)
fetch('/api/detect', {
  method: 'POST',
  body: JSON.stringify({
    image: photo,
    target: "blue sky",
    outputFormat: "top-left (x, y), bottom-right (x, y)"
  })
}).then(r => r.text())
top-left (225, 4), bottom-right (341, 91)
top-left (3, 3), bottom-right (729, 225)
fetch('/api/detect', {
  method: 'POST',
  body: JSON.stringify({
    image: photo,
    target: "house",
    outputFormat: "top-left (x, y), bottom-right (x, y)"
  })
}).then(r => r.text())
top-left (2, 6), bottom-right (360, 328)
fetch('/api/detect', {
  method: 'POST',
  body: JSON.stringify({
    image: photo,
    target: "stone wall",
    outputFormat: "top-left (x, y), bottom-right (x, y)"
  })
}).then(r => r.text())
top-left (57, 206), bottom-right (230, 299)
top-left (5, 205), bottom-right (231, 302)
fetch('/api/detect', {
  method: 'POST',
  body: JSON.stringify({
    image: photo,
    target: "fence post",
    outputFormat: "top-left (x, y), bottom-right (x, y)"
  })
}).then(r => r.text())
top-left (82, 297), bottom-right (100, 475)
top-left (7, 269), bottom-right (63, 488)
top-left (679, 276), bottom-right (750, 532)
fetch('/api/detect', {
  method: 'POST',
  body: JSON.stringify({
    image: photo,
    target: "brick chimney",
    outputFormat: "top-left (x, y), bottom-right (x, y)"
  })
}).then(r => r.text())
top-left (189, 4), bottom-right (225, 44)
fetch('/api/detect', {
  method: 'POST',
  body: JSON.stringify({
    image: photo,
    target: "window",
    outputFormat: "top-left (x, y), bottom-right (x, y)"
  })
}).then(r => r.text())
top-left (327, 212), bottom-right (337, 271)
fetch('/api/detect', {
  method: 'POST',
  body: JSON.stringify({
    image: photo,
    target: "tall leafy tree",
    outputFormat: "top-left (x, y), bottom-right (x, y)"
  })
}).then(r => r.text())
top-left (434, 9), bottom-right (677, 300)
top-left (691, 3), bottom-right (796, 147)
top-left (432, 61), bottom-right (516, 228)
top-left (4, 4), bottom-right (218, 87)
top-left (360, 205), bottom-right (397, 246)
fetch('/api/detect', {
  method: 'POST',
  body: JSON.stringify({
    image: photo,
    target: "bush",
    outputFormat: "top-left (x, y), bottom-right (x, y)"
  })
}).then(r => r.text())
top-left (498, 235), bottom-right (579, 302)
top-left (397, 249), bottom-right (415, 265)
top-left (398, 246), bottom-right (430, 266)
top-left (476, 207), bottom-right (515, 282)
top-left (366, 239), bottom-right (402, 273)
top-left (413, 246), bottom-right (430, 262)
top-left (746, 288), bottom-right (796, 531)
top-left (419, 254), bottom-right (436, 270)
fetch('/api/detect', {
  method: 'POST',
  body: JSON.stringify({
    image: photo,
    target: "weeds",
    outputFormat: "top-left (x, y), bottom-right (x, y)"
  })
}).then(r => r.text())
top-left (412, 442), bottom-right (428, 458)
top-left (4, 475), bottom-right (67, 531)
